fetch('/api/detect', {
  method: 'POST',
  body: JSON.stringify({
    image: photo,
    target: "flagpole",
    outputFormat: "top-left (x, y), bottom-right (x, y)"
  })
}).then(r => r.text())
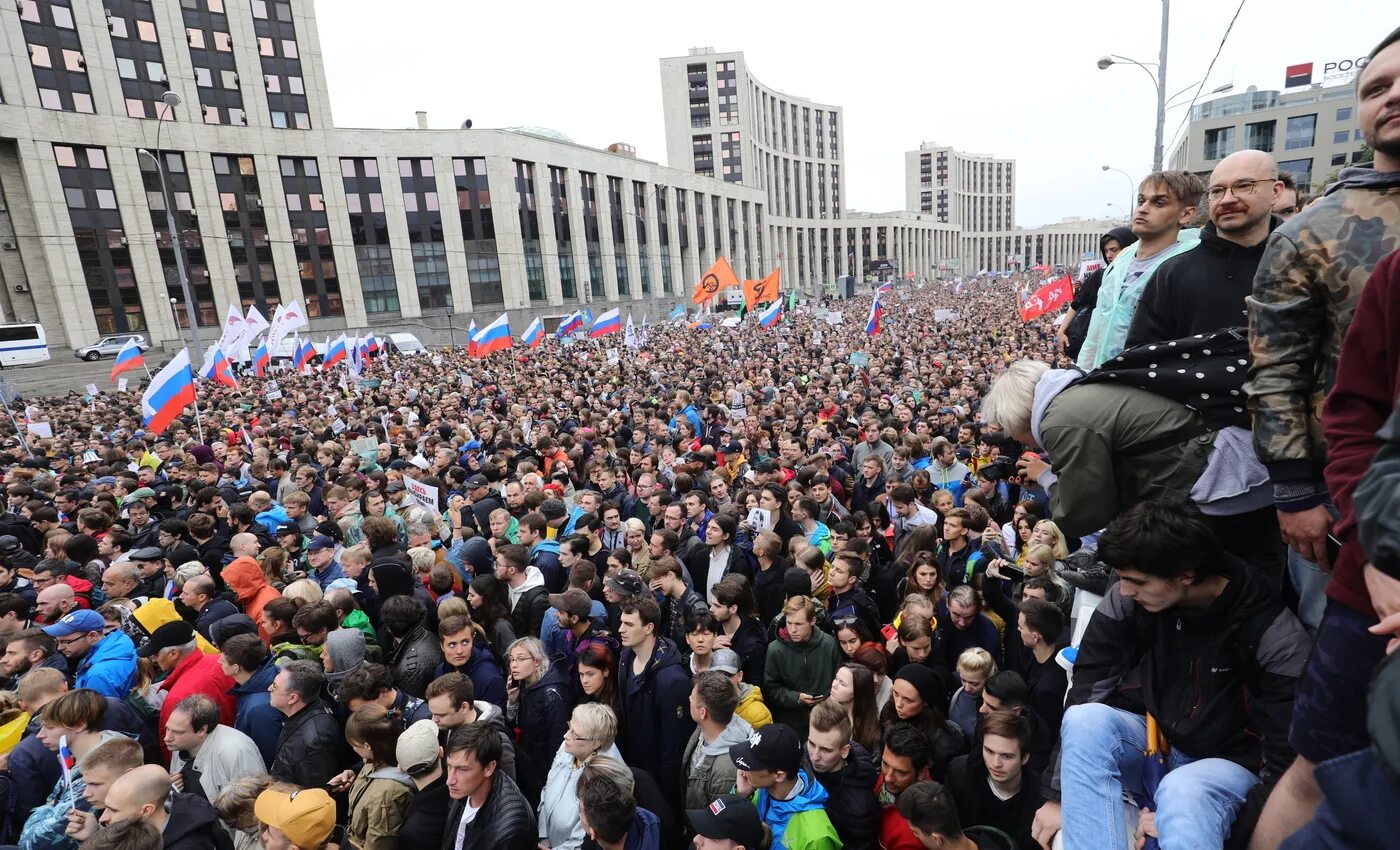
top-left (190, 370), bottom-right (206, 444)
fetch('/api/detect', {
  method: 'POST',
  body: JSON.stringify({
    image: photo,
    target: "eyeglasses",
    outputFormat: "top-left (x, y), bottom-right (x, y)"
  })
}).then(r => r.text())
top-left (1206, 178), bottom-right (1276, 202)
top-left (563, 728), bottom-right (598, 742)
top-left (56, 634), bottom-right (89, 649)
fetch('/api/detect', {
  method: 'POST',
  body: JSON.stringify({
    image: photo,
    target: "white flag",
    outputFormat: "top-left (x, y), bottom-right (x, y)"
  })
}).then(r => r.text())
top-left (216, 304), bottom-right (245, 353)
top-left (624, 313), bottom-right (639, 350)
top-left (239, 305), bottom-right (270, 351)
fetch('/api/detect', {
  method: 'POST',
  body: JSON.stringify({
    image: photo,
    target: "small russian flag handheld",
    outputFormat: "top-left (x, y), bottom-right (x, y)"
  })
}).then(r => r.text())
top-left (521, 317), bottom-right (544, 350)
top-left (865, 295), bottom-right (883, 336)
top-left (59, 734), bottom-right (75, 792)
top-left (253, 341), bottom-right (270, 378)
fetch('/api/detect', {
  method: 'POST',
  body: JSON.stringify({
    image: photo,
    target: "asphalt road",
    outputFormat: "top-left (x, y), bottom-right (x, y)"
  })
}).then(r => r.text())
top-left (0, 355), bottom-right (134, 399)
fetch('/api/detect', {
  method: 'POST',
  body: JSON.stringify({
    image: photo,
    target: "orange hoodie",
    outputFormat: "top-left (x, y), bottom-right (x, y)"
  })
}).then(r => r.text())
top-left (222, 556), bottom-right (281, 644)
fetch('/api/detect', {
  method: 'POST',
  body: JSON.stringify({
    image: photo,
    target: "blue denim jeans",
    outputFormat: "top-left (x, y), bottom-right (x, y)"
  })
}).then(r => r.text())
top-left (1060, 703), bottom-right (1259, 850)
top-left (1287, 547), bottom-right (1328, 634)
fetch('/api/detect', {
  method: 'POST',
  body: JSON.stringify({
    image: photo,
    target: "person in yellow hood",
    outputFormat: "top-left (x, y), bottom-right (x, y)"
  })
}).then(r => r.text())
top-left (223, 557), bottom-right (281, 644)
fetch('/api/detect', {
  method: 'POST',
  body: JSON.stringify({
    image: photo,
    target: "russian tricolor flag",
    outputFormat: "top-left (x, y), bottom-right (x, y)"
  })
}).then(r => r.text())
top-left (521, 317), bottom-right (544, 350)
top-left (866, 295), bottom-right (883, 336)
top-left (253, 340), bottom-right (270, 377)
top-left (141, 350), bottom-right (196, 435)
top-left (201, 346), bottom-right (238, 387)
top-left (294, 337), bottom-right (315, 370)
top-left (364, 335), bottom-right (381, 357)
top-left (877, 281), bottom-right (894, 295)
top-left (590, 308), bottom-right (621, 338)
top-left (556, 311), bottom-right (583, 338)
top-left (110, 338), bottom-right (144, 382)
top-left (476, 313), bottom-right (513, 356)
top-left (467, 320), bottom-right (479, 357)
top-left (758, 300), bottom-right (783, 329)
top-left (322, 334), bottom-right (348, 370)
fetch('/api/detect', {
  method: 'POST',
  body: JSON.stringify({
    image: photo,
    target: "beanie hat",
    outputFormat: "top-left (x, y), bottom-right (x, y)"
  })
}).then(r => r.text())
top-left (895, 663), bottom-right (944, 708)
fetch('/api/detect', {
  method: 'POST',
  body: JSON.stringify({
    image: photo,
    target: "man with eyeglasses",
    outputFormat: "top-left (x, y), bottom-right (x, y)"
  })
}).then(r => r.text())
top-left (1127, 149), bottom-right (1284, 349)
top-left (42, 608), bottom-right (137, 699)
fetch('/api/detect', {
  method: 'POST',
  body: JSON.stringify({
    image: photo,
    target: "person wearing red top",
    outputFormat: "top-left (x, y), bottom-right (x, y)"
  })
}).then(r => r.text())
top-left (144, 620), bottom-right (236, 758)
top-left (874, 723), bottom-right (934, 850)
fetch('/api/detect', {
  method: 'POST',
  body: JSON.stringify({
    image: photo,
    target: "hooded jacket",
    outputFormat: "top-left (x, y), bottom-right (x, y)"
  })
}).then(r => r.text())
top-left (162, 790), bottom-right (235, 850)
top-left (682, 714), bottom-right (754, 809)
top-left (435, 643), bottom-right (509, 712)
top-left (507, 566), bottom-right (550, 639)
top-left (1126, 217), bottom-right (1282, 349)
top-left (158, 649), bottom-right (236, 758)
top-left (74, 629), bottom-right (138, 699)
top-left (537, 741), bottom-right (625, 850)
top-left (1051, 555), bottom-right (1309, 797)
top-left (227, 656), bottom-right (283, 768)
top-left (808, 742), bottom-right (881, 850)
top-left (512, 664), bottom-right (572, 807)
top-left (387, 621), bottom-right (443, 699)
top-left (440, 771), bottom-right (536, 850)
top-left (1246, 163), bottom-right (1400, 503)
top-left (735, 682), bottom-right (773, 729)
top-left (470, 699), bottom-right (519, 781)
top-left (221, 557), bottom-right (280, 644)
top-left (346, 764), bottom-right (414, 850)
top-left (400, 773), bottom-right (451, 850)
top-left (1066, 227), bottom-right (1138, 358)
top-left (752, 769), bottom-right (841, 850)
top-left (528, 539), bottom-right (565, 593)
top-left (618, 637), bottom-right (694, 814)
top-left (193, 597), bottom-right (239, 642)
top-left (763, 627), bottom-right (841, 738)
top-left (1077, 226), bottom-right (1202, 370)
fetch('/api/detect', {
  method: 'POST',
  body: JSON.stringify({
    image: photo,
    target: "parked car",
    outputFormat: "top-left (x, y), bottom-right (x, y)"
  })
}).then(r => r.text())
top-left (74, 334), bottom-right (148, 361)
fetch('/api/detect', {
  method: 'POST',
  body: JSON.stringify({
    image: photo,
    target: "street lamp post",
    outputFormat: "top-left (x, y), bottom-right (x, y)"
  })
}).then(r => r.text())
top-left (138, 90), bottom-right (202, 356)
top-left (1102, 165), bottom-right (1137, 216)
top-left (1096, 0), bottom-right (1170, 171)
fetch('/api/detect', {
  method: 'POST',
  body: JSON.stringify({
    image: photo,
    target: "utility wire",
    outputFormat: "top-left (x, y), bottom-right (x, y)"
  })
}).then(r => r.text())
top-left (1167, 0), bottom-right (1249, 159)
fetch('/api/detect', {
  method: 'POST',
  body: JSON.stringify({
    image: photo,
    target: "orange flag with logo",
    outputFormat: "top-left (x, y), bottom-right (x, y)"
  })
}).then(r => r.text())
top-left (743, 267), bottom-right (782, 310)
top-left (692, 257), bottom-right (740, 304)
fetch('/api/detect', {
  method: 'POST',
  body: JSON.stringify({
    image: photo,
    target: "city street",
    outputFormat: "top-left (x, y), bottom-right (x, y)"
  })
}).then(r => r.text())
top-left (0, 355), bottom-right (133, 399)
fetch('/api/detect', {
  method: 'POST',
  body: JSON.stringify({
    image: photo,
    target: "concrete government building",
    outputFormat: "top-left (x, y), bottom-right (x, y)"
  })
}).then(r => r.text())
top-left (0, 0), bottom-right (1112, 349)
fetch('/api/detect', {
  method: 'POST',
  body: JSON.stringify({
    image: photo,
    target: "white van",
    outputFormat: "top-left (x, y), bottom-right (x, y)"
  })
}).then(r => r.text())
top-left (385, 333), bottom-right (425, 355)
top-left (0, 323), bottom-right (50, 367)
top-left (270, 337), bottom-right (327, 363)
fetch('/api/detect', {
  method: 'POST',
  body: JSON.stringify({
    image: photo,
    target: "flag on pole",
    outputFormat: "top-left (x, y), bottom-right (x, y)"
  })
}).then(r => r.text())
top-left (253, 340), bottom-right (270, 377)
top-left (58, 734), bottom-right (76, 793)
top-left (624, 314), bottom-right (639, 349)
top-left (758, 299), bottom-right (783, 329)
top-left (581, 307), bottom-right (594, 326)
top-left (641, 313), bottom-right (650, 344)
top-left (141, 350), bottom-right (196, 434)
top-left (200, 345), bottom-right (238, 387)
top-left (240, 305), bottom-right (270, 350)
top-left (521, 317), bottom-right (544, 349)
top-left (866, 295), bottom-right (884, 336)
top-left (322, 335), bottom-right (348, 370)
top-left (556, 311), bottom-right (583, 338)
top-left (216, 304), bottom-right (246, 353)
top-left (1018, 275), bottom-right (1074, 322)
top-left (668, 304), bottom-right (686, 322)
top-left (110, 338), bottom-right (145, 382)
top-left (476, 313), bottom-right (512, 355)
top-left (293, 337), bottom-right (315, 371)
top-left (692, 257), bottom-right (740, 304)
top-left (347, 337), bottom-right (364, 377)
top-left (467, 319), bottom-right (479, 356)
top-left (877, 281), bottom-right (894, 295)
top-left (590, 308), bottom-right (621, 337)
top-left (364, 335), bottom-right (381, 358)
top-left (743, 267), bottom-right (782, 310)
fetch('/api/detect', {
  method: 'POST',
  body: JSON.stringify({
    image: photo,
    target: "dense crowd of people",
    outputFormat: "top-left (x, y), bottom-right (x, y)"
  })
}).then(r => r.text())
top-left (0, 26), bottom-right (1393, 850)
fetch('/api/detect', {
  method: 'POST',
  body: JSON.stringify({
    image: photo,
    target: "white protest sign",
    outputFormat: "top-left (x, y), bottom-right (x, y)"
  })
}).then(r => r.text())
top-left (825, 312), bottom-right (844, 326)
top-left (266, 390), bottom-right (283, 400)
top-left (403, 475), bottom-right (440, 516)
top-left (85, 384), bottom-right (98, 396)
top-left (331, 418), bottom-right (346, 434)
top-left (746, 507), bottom-right (772, 532)
top-left (117, 378), bottom-right (129, 393)
top-left (606, 348), bottom-right (620, 365)
top-left (25, 422), bottom-right (52, 438)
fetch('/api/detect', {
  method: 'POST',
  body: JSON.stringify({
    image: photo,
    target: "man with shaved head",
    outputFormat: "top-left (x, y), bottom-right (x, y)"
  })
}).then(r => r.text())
top-left (98, 764), bottom-right (229, 850)
top-left (101, 563), bottom-right (142, 601)
top-left (35, 583), bottom-right (77, 625)
top-left (1126, 148), bottom-right (1284, 348)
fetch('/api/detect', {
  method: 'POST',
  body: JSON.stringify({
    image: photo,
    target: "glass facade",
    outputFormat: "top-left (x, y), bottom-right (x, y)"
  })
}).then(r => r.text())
top-left (608, 177), bottom-right (628, 296)
top-left (1285, 114), bottom-right (1317, 151)
top-left (399, 158), bottom-right (451, 310)
top-left (515, 161), bottom-right (545, 303)
top-left (212, 153), bottom-right (280, 312)
top-left (138, 149), bottom-right (216, 327)
top-left (280, 157), bottom-right (342, 317)
top-left (549, 166), bottom-right (576, 300)
top-left (341, 158), bottom-right (398, 314)
top-left (106, 0), bottom-right (171, 119)
top-left (453, 157), bottom-right (502, 307)
top-left (55, 144), bottom-right (146, 332)
top-left (252, 0), bottom-right (310, 129)
top-left (579, 172), bottom-right (604, 299)
top-left (181, 0), bottom-right (245, 125)
top-left (21, 0), bottom-right (94, 113)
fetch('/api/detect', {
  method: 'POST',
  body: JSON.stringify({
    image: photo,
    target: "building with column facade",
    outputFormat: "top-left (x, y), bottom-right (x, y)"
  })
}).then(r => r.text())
top-left (0, 0), bottom-right (766, 349)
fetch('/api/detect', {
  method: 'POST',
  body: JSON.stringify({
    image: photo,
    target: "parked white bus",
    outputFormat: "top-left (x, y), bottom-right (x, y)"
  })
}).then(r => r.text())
top-left (0, 323), bottom-right (49, 367)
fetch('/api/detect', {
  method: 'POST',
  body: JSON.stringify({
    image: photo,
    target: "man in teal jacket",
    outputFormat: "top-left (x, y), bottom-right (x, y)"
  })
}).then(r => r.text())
top-left (43, 610), bottom-right (136, 700)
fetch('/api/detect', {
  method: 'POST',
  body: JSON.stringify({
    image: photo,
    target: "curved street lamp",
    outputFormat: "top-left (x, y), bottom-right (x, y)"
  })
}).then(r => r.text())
top-left (139, 90), bottom-right (203, 355)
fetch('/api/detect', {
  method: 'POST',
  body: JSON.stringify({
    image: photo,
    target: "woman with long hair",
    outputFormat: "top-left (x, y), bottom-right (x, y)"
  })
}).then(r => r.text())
top-left (828, 663), bottom-right (881, 755)
top-left (898, 550), bottom-right (945, 611)
top-left (468, 574), bottom-right (516, 662)
top-left (834, 618), bottom-right (876, 661)
top-left (1031, 519), bottom-right (1071, 560)
top-left (879, 665), bottom-right (967, 781)
top-left (506, 637), bottom-right (571, 808)
top-left (851, 641), bottom-right (893, 713)
top-left (575, 643), bottom-right (620, 711)
top-left (343, 705), bottom-right (412, 850)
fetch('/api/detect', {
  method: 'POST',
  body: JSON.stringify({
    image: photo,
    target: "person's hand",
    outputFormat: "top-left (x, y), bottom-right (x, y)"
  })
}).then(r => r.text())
top-left (1018, 455), bottom-right (1050, 482)
top-left (1055, 330), bottom-right (1070, 352)
top-left (1032, 801), bottom-right (1062, 850)
top-left (507, 683), bottom-right (520, 705)
top-left (981, 525), bottom-right (999, 545)
top-left (1365, 563), bottom-right (1400, 654)
top-left (736, 770), bottom-right (755, 797)
top-left (987, 559), bottom-right (1006, 581)
top-left (799, 693), bottom-right (825, 705)
top-left (1134, 808), bottom-right (1158, 850)
top-left (170, 771), bottom-right (184, 791)
top-left (538, 843), bottom-right (551, 850)
top-left (712, 633), bottom-right (733, 649)
top-left (1278, 505), bottom-right (1334, 570)
top-left (326, 769), bottom-right (355, 793)
top-left (66, 810), bottom-right (98, 842)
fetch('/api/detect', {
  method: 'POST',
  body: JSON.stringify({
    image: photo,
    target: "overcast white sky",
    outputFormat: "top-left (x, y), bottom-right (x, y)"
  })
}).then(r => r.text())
top-left (314, 0), bottom-right (1384, 227)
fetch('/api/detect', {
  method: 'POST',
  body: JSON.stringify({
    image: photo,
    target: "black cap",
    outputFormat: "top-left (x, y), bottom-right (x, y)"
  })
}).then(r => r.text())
top-left (276, 523), bottom-right (301, 538)
top-left (138, 620), bottom-right (196, 657)
top-left (465, 474), bottom-right (490, 489)
top-left (728, 723), bottom-right (801, 775)
top-left (687, 795), bottom-right (765, 849)
top-left (753, 461), bottom-right (776, 474)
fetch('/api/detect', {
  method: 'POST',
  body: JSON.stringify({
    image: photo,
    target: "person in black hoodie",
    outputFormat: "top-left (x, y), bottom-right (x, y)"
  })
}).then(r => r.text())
top-left (96, 765), bottom-right (233, 850)
top-left (1039, 501), bottom-right (1310, 850)
top-left (1059, 226), bottom-right (1137, 360)
top-left (945, 711), bottom-right (1042, 850)
top-left (824, 553), bottom-right (883, 642)
top-left (805, 699), bottom-right (880, 850)
top-left (1127, 149), bottom-right (1284, 348)
top-left (616, 595), bottom-right (694, 818)
top-left (504, 636), bottom-right (570, 809)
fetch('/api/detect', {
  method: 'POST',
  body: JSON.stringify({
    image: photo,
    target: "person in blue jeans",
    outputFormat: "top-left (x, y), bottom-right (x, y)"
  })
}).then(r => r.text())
top-left (1032, 501), bottom-right (1310, 850)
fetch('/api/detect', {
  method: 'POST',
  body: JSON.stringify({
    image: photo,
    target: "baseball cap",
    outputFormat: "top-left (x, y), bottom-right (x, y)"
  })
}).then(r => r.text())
top-left (603, 569), bottom-right (645, 599)
top-left (709, 648), bottom-right (741, 675)
top-left (386, 481), bottom-right (406, 493)
top-left (729, 723), bottom-right (801, 775)
top-left (41, 609), bottom-right (105, 638)
top-left (129, 547), bottom-right (165, 562)
top-left (138, 620), bottom-right (195, 657)
top-left (465, 474), bottom-right (490, 489)
top-left (127, 488), bottom-right (157, 500)
top-left (409, 455), bottom-right (431, 471)
top-left (276, 523), bottom-right (301, 538)
top-left (307, 535), bottom-right (336, 552)
top-left (254, 788), bottom-right (336, 850)
top-left (548, 588), bottom-right (593, 619)
top-left (687, 795), bottom-right (765, 849)
top-left (396, 719), bottom-right (442, 776)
